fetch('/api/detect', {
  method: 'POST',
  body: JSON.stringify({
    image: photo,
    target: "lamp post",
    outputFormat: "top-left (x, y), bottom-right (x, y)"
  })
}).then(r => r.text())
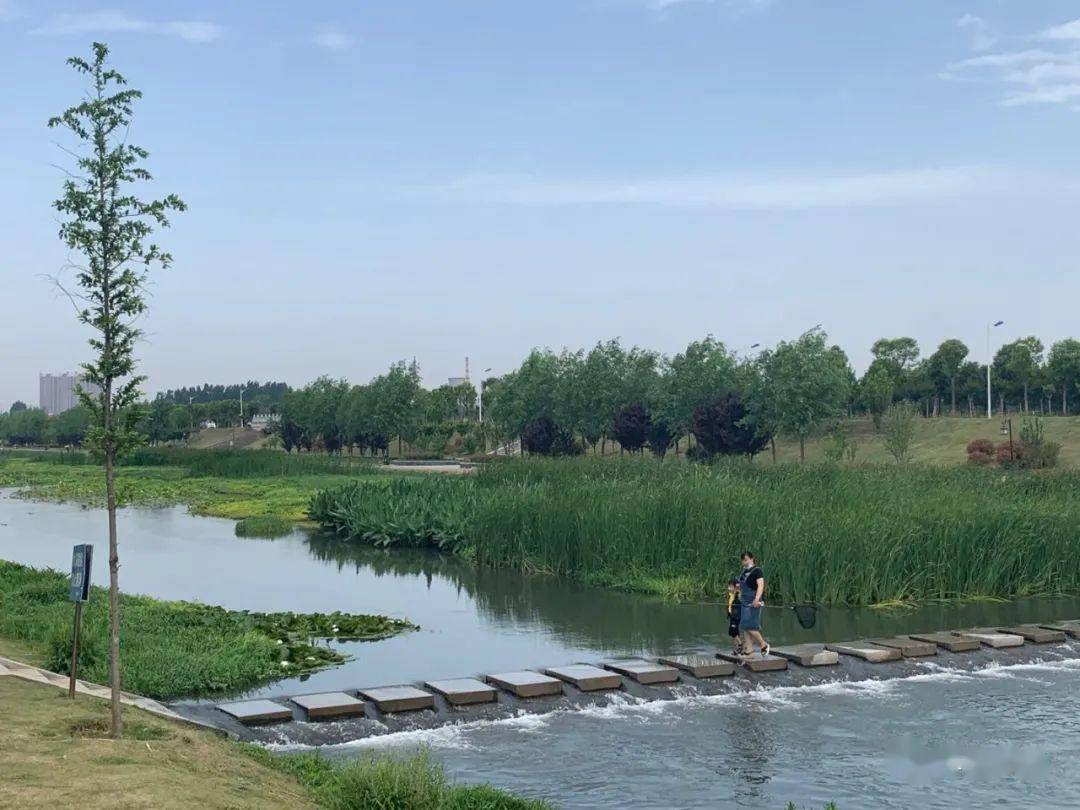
top-left (986, 320), bottom-right (1004, 419)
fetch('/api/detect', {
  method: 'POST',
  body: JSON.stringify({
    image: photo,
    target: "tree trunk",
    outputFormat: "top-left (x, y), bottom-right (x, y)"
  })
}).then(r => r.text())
top-left (951, 377), bottom-right (957, 415)
top-left (799, 435), bottom-right (805, 462)
top-left (1064, 387), bottom-right (1068, 416)
top-left (1023, 383), bottom-right (1029, 413)
top-left (771, 437), bottom-right (776, 463)
top-left (105, 446), bottom-right (122, 738)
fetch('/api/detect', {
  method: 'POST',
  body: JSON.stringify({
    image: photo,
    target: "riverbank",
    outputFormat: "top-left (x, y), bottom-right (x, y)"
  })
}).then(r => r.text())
top-left (1, 676), bottom-right (550, 809)
top-left (0, 561), bottom-right (416, 700)
top-left (312, 457), bottom-right (1080, 606)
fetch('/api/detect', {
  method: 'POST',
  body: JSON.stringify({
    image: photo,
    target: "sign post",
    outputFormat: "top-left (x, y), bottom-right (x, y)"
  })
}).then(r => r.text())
top-left (68, 544), bottom-right (93, 699)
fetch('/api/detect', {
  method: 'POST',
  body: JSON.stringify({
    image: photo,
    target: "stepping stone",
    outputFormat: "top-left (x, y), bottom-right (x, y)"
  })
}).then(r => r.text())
top-left (217, 699), bottom-right (293, 725)
top-left (1039, 622), bottom-right (1080, 639)
top-left (424, 678), bottom-right (498, 706)
top-left (997, 625), bottom-right (1066, 644)
top-left (826, 642), bottom-right (901, 663)
top-left (953, 629), bottom-right (1024, 649)
top-left (291, 691), bottom-right (366, 719)
top-left (545, 664), bottom-right (622, 692)
top-left (867, 636), bottom-right (937, 658)
top-left (658, 655), bottom-right (735, 679)
top-left (358, 686), bottom-right (435, 713)
top-left (716, 651), bottom-right (788, 672)
top-left (909, 632), bottom-right (980, 653)
top-left (771, 644), bottom-right (840, 667)
top-left (485, 670), bottom-right (563, 698)
top-left (602, 659), bottom-right (679, 685)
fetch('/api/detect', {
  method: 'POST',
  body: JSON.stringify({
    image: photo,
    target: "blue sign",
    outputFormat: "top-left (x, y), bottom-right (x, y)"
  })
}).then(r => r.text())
top-left (69, 544), bottom-right (92, 603)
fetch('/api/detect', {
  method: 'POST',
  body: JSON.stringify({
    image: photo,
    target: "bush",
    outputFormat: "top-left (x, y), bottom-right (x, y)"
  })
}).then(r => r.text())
top-left (611, 404), bottom-right (651, 454)
top-left (966, 438), bottom-right (996, 465)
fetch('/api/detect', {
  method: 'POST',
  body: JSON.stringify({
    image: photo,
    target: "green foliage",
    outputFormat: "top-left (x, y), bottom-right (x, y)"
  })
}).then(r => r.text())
top-left (882, 404), bottom-right (916, 463)
top-left (234, 516), bottom-right (295, 538)
top-left (0, 561), bottom-right (414, 699)
top-left (858, 362), bottom-right (894, 430)
top-left (312, 457), bottom-right (1080, 606)
top-left (822, 421), bottom-right (855, 463)
top-left (251, 748), bottom-right (551, 810)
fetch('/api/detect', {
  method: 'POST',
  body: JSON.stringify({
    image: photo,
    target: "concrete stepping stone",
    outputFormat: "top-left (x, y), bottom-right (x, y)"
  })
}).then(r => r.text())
top-left (867, 636), bottom-right (937, 658)
top-left (826, 641), bottom-right (901, 663)
top-left (658, 655), bottom-right (735, 679)
top-left (291, 691), bottom-right (367, 719)
top-left (424, 678), bottom-right (498, 706)
top-left (997, 625), bottom-right (1066, 643)
top-left (953, 629), bottom-right (1024, 648)
top-left (909, 632), bottom-right (980, 653)
top-left (716, 651), bottom-right (788, 672)
top-left (218, 699), bottom-right (293, 725)
top-left (545, 664), bottom-right (622, 691)
top-left (486, 670), bottom-right (563, 698)
top-left (602, 659), bottom-right (679, 685)
top-left (1039, 621), bottom-right (1080, 639)
top-left (358, 686), bottom-right (435, 713)
top-left (771, 644), bottom-right (840, 667)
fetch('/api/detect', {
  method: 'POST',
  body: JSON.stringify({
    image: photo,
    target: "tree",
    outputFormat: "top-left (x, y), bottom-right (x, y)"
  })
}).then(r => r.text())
top-left (994, 337), bottom-right (1044, 413)
top-left (9, 401), bottom-right (28, 413)
top-left (663, 337), bottom-right (738, 447)
top-left (858, 363), bottom-right (894, 430)
top-left (750, 329), bottom-right (852, 462)
top-left (646, 418), bottom-right (674, 459)
top-left (611, 404), bottom-right (651, 454)
top-left (882, 404), bottom-right (916, 463)
top-left (871, 337), bottom-right (920, 380)
top-left (691, 392), bottom-right (770, 458)
top-left (49, 42), bottom-right (185, 737)
top-left (927, 339), bottom-right (969, 415)
top-left (1048, 339), bottom-right (1080, 415)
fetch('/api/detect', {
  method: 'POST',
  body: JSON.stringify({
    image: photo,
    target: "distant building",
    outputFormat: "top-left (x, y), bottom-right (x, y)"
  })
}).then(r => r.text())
top-left (447, 377), bottom-right (468, 387)
top-left (249, 413), bottom-right (279, 433)
top-left (39, 373), bottom-right (100, 416)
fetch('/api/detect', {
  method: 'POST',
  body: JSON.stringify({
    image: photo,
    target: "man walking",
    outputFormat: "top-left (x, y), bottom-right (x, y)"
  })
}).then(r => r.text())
top-left (738, 551), bottom-right (770, 658)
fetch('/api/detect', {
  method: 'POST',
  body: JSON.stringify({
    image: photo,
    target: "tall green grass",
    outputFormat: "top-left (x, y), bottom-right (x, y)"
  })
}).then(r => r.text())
top-left (312, 457), bottom-right (1080, 606)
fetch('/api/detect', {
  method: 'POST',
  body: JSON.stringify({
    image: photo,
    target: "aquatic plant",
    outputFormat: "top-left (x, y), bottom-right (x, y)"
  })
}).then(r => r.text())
top-left (234, 515), bottom-right (295, 539)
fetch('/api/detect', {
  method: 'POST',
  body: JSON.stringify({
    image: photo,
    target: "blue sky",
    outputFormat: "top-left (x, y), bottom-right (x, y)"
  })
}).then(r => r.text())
top-left (2, 1), bottom-right (1080, 407)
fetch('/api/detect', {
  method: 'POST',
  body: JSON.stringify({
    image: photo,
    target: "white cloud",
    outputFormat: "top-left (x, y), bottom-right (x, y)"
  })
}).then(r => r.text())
top-left (31, 10), bottom-right (222, 42)
top-left (944, 17), bottom-right (1080, 107)
top-left (1041, 18), bottom-right (1080, 41)
top-left (409, 167), bottom-right (1016, 210)
top-left (957, 13), bottom-right (997, 52)
top-left (312, 23), bottom-right (354, 52)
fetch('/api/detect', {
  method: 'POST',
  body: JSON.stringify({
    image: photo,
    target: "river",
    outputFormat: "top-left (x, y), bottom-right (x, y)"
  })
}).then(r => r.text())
top-left (3, 490), bottom-right (1080, 808)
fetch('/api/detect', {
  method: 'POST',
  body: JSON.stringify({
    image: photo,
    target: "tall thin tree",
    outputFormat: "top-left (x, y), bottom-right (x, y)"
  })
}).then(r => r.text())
top-left (49, 42), bottom-right (185, 737)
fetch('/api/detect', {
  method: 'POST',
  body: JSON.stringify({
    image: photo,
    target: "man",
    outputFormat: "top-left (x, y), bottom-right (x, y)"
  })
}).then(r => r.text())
top-left (738, 551), bottom-right (770, 658)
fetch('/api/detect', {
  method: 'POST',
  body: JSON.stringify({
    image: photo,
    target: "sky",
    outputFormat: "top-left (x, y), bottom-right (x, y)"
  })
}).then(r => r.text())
top-left (2, 0), bottom-right (1080, 408)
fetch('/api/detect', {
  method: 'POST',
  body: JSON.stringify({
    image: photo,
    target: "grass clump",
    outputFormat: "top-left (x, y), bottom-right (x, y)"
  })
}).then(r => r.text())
top-left (312, 456), bottom-right (1080, 606)
top-left (235, 515), bottom-right (295, 538)
top-left (0, 561), bottom-right (415, 699)
top-left (248, 747), bottom-right (551, 810)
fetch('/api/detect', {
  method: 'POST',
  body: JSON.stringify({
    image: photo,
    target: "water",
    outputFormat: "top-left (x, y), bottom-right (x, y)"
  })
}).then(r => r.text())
top-left (4, 490), bottom-right (1080, 807)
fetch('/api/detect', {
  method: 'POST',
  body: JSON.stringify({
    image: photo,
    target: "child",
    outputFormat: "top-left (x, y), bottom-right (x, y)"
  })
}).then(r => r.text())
top-left (726, 578), bottom-right (743, 655)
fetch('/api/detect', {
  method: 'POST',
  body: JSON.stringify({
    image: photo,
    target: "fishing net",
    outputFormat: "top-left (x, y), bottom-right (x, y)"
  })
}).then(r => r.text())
top-left (792, 604), bottom-right (817, 629)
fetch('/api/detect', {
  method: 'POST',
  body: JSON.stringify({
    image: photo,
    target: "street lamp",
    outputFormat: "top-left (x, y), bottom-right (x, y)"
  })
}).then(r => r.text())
top-left (986, 320), bottom-right (1004, 419)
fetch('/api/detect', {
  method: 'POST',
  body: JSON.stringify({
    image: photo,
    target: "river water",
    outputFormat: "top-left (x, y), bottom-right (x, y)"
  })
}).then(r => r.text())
top-left (3, 490), bottom-right (1080, 808)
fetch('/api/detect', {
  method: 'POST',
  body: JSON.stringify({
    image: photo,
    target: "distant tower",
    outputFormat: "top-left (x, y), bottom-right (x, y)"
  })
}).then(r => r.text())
top-left (465, 356), bottom-right (470, 382)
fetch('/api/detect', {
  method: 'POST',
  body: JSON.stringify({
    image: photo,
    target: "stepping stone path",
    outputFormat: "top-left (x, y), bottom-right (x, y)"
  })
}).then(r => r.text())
top-left (218, 699), bottom-right (293, 725)
top-left (291, 692), bottom-right (366, 719)
top-left (909, 632), bottom-right (981, 653)
top-left (603, 659), bottom-right (679, 685)
top-left (716, 651), bottom-right (789, 672)
top-left (358, 686), bottom-right (435, 713)
top-left (997, 625), bottom-right (1066, 643)
top-left (772, 644), bottom-right (840, 667)
top-left (425, 678), bottom-right (498, 706)
top-left (826, 642), bottom-right (901, 663)
top-left (546, 664), bottom-right (622, 692)
top-left (658, 655), bottom-right (735, 679)
top-left (954, 630), bottom-right (1025, 648)
top-left (867, 636), bottom-right (937, 658)
top-left (486, 670), bottom-right (563, 698)
top-left (1040, 622), bottom-right (1080, 639)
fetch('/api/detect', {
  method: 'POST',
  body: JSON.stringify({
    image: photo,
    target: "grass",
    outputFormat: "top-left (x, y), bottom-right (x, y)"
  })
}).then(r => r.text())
top-left (247, 747), bottom-right (552, 810)
top-left (312, 456), bottom-right (1080, 607)
top-left (2, 678), bottom-right (550, 810)
top-left (0, 560), bottom-right (416, 700)
top-left (0, 677), bottom-right (317, 809)
top-left (235, 515), bottom-right (296, 538)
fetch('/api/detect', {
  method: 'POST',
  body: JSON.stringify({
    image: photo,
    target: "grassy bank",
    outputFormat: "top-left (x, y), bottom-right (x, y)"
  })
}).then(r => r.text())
top-left (1, 677), bottom-right (549, 809)
top-left (0, 561), bottom-right (415, 699)
top-left (0, 453), bottom-right (388, 522)
top-left (312, 457), bottom-right (1080, 606)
